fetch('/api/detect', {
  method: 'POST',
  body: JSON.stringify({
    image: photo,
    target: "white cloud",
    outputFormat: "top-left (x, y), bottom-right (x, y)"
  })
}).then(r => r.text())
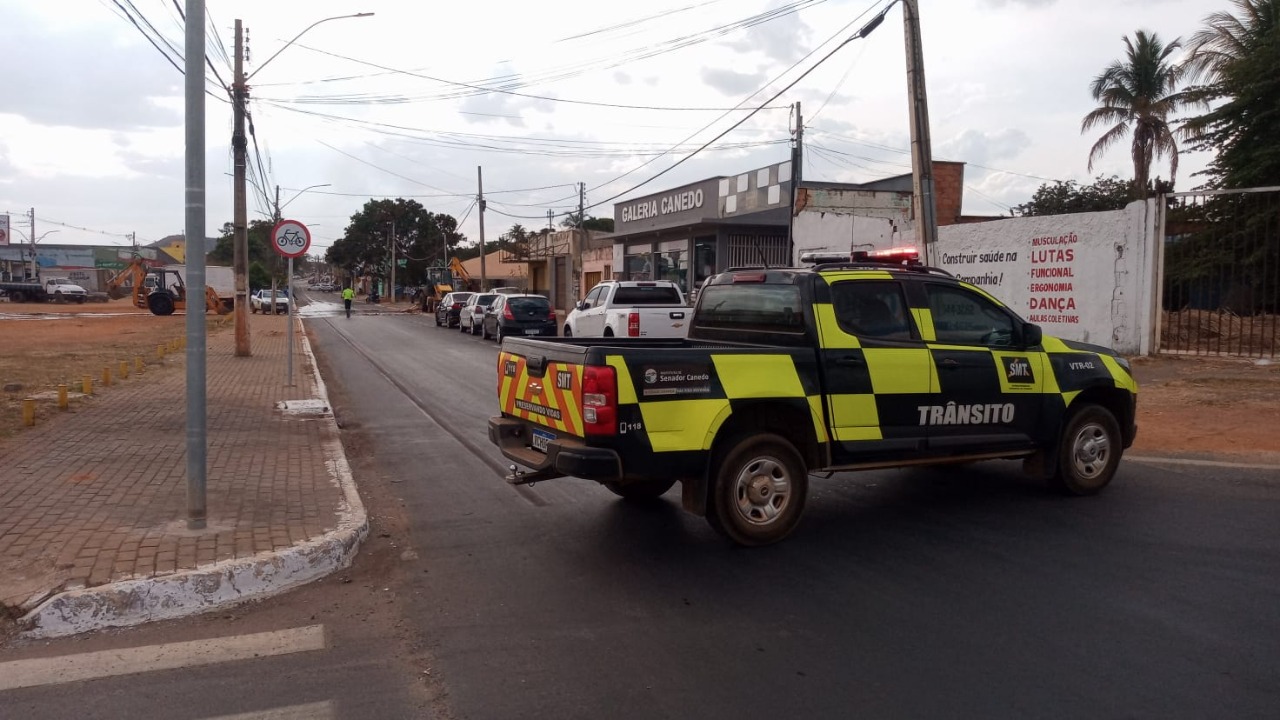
top-left (701, 68), bottom-right (768, 97)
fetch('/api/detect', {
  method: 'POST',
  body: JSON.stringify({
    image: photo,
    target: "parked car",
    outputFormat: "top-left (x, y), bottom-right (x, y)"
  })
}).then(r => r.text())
top-left (481, 294), bottom-right (556, 342)
top-left (250, 289), bottom-right (290, 314)
top-left (460, 293), bottom-right (499, 334)
top-left (564, 280), bottom-right (688, 338)
top-left (435, 291), bottom-right (474, 327)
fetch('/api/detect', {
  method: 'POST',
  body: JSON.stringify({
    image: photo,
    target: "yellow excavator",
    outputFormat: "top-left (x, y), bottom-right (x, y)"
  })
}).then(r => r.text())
top-left (106, 259), bottom-right (230, 316)
top-left (419, 257), bottom-right (473, 313)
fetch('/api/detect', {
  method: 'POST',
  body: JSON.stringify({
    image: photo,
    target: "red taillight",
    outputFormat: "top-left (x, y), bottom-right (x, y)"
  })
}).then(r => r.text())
top-left (627, 311), bottom-right (640, 337)
top-left (452, 302), bottom-right (463, 309)
top-left (548, 310), bottom-right (556, 322)
top-left (503, 304), bottom-right (515, 320)
top-left (582, 365), bottom-right (617, 436)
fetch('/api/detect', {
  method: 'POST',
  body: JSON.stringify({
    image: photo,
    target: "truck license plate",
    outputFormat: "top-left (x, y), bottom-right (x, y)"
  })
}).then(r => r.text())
top-left (531, 428), bottom-right (554, 453)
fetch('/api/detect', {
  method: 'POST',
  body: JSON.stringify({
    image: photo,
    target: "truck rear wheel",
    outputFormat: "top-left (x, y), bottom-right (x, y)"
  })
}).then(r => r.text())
top-left (706, 433), bottom-right (807, 546)
top-left (1049, 403), bottom-right (1122, 496)
top-left (605, 478), bottom-right (676, 501)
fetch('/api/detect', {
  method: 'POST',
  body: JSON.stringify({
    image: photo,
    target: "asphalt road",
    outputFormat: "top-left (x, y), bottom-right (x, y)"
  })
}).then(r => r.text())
top-left (3, 299), bottom-right (1278, 719)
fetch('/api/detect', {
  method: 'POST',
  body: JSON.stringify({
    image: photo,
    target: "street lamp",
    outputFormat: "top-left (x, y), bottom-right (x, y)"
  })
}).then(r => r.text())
top-left (10, 228), bottom-right (60, 279)
top-left (276, 183), bottom-right (332, 219)
top-left (231, 13), bottom-right (372, 357)
top-left (247, 14), bottom-right (375, 82)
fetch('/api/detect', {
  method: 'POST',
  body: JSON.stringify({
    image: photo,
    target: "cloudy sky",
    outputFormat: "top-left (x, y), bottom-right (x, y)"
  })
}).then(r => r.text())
top-left (0, 0), bottom-right (1224, 255)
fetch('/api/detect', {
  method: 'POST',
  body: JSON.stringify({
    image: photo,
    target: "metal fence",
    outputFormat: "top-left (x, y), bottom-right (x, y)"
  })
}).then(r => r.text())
top-left (1158, 187), bottom-right (1280, 357)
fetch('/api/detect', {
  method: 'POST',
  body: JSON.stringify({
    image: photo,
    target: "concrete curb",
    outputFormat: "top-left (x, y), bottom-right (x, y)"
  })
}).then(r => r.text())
top-left (18, 318), bottom-right (368, 639)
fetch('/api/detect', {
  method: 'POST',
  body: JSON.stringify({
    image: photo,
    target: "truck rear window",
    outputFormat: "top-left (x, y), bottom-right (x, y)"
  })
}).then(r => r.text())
top-left (613, 286), bottom-right (683, 305)
top-left (694, 285), bottom-right (805, 333)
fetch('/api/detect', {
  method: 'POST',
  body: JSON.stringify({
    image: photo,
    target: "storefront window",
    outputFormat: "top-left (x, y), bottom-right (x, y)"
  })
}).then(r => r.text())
top-left (658, 250), bottom-right (688, 294)
top-left (691, 240), bottom-right (717, 304)
top-left (624, 251), bottom-right (652, 280)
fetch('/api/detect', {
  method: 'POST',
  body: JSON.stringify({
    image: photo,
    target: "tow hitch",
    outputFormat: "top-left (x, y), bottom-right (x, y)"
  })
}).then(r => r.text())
top-left (506, 464), bottom-right (564, 487)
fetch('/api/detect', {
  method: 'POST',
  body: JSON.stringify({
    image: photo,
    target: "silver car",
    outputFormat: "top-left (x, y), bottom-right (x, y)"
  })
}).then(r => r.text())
top-left (459, 293), bottom-right (499, 334)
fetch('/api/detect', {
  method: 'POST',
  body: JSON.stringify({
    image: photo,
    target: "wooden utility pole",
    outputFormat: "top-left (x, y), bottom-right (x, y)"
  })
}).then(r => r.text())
top-left (903, 0), bottom-right (938, 264)
top-left (389, 218), bottom-right (396, 303)
top-left (232, 19), bottom-right (251, 356)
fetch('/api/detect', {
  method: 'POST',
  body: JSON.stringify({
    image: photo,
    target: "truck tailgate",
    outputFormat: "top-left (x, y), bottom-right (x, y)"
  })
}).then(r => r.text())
top-left (497, 340), bottom-right (588, 439)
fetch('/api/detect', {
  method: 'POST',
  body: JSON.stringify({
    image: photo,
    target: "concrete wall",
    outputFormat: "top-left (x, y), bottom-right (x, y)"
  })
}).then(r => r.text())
top-left (793, 187), bottom-right (913, 258)
top-left (934, 200), bottom-right (1159, 355)
top-left (792, 197), bottom-right (1160, 355)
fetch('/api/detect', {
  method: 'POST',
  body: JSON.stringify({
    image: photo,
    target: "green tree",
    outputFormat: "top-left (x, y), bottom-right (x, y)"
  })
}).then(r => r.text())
top-left (323, 199), bottom-right (465, 283)
top-left (1012, 175), bottom-right (1174, 216)
top-left (1183, 0), bottom-right (1280, 188)
top-left (1081, 31), bottom-right (1194, 200)
top-left (209, 220), bottom-right (288, 290)
top-left (560, 213), bottom-right (615, 232)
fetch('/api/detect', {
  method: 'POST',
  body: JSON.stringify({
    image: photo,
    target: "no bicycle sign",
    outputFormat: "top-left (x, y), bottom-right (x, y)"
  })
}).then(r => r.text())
top-left (271, 219), bottom-right (311, 259)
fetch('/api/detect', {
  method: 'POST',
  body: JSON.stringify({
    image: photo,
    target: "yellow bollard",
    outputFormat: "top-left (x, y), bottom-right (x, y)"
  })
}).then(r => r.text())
top-left (57, 384), bottom-right (68, 411)
top-left (135, 356), bottom-right (144, 373)
top-left (103, 366), bottom-right (112, 387)
top-left (22, 398), bottom-right (36, 427)
top-left (119, 360), bottom-right (129, 379)
top-left (157, 344), bottom-right (166, 360)
top-left (83, 375), bottom-right (93, 396)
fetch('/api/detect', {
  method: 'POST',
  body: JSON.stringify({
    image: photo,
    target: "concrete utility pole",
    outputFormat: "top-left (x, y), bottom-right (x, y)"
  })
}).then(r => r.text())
top-left (477, 166), bottom-right (487, 291)
top-left (787, 101), bottom-right (803, 260)
top-left (184, 0), bottom-right (208, 530)
top-left (576, 182), bottom-right (585, 300)
top-left (27, 208), bottom-right (36, 280)
top-left (232, 19), bottom-right (251, 356)
top-left (902, 0), bottom-right (938, 264)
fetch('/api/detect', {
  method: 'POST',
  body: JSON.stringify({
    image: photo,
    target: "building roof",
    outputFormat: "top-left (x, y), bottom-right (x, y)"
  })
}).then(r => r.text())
top-left (461, 249), bottom-right (527, 281)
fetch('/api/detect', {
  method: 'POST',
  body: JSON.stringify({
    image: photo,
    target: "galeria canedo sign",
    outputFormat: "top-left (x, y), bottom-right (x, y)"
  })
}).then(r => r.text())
top-left (620, 189), bottom-right (705, 223)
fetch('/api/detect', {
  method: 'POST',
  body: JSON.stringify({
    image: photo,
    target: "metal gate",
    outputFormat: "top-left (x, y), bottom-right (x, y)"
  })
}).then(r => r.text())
top-left (1158, 187), bottom-right (1280, 357)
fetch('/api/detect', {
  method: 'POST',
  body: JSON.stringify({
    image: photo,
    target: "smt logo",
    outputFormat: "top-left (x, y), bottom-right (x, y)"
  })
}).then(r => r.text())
top-left (504, 360), bottom-right (518, 377)
top-left (1002, 356), bottom-right (1034, 384)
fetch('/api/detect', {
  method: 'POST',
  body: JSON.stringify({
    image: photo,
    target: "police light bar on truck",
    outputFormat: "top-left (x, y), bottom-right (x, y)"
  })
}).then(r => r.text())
top-left (799, 247), bottom-right (921, 266)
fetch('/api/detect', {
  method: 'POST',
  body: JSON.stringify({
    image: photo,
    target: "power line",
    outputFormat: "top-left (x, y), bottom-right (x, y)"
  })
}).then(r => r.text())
top-left (584, 0), bottom-right (898, 211)
top-left (267, 43), bottom-right (791, 113)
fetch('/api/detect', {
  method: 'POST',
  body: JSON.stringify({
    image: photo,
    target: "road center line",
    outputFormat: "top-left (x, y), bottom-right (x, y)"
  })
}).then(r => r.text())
top-left (200, 700), bottom-right (337, 720)
top-left (0, 625), bottom-right (326, 692)
top-left (1128, 455), bottom-right (1280, 471)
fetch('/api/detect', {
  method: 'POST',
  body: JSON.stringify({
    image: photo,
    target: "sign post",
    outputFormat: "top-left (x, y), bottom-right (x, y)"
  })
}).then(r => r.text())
top-left (271, 219), bottom-right (311, 387)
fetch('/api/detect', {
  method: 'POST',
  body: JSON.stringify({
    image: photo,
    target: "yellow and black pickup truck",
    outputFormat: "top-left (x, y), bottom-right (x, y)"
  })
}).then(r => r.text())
top-left (489, 253), bottom-right (1137, 546)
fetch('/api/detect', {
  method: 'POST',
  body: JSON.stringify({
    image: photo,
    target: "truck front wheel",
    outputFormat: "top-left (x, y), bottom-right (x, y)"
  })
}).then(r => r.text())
top-left (707, 433), bottom-right (808, 546)
top-left (605, 478), bottom-right (675, 501)
top-left (1049, 403), bottom-right (1122, 496)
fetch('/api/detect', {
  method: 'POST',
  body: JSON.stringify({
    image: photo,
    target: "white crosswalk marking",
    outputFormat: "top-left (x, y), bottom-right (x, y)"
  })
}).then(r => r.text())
top-left (200, 700), bottom-right (337, 720)
top-left (0, 625), bottom-right (326, 692)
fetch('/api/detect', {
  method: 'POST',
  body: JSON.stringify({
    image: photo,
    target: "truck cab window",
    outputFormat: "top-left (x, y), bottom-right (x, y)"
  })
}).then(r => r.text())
top-left (830, 281), bottom-right (914, 340)
top-left (926, 284), bottom-right (1016, 347)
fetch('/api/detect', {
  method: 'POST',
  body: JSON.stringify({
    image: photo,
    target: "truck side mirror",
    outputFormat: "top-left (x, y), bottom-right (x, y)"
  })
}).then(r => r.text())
top-left (1022, 323), bottom-right (1043, 348)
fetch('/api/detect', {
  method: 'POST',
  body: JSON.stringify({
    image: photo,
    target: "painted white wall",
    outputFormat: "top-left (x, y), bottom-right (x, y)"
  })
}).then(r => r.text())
top-left (934, 200), bottom-right (1159, 355)
top-left (792, 196), bottom-right (1160, 355)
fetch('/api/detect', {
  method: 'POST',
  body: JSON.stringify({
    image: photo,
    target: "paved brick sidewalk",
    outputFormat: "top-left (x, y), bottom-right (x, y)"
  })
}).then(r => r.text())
top-left (0, 314), bottom-right (346, 618)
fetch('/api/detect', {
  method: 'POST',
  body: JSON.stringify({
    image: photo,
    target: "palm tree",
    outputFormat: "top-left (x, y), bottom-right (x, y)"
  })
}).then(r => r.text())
top-left (1081, 31), bottom-right (1191, 200)
top-left (1182, 0), bottom-right (1280, 188)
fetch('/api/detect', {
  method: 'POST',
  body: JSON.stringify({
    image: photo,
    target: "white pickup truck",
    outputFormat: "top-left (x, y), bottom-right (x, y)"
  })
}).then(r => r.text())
top-left (563, 280), bottom-right (690, 338)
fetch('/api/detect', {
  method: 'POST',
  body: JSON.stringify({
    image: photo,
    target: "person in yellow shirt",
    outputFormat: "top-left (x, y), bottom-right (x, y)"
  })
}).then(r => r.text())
top-left (342, 285), bottom-right (355, 318)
